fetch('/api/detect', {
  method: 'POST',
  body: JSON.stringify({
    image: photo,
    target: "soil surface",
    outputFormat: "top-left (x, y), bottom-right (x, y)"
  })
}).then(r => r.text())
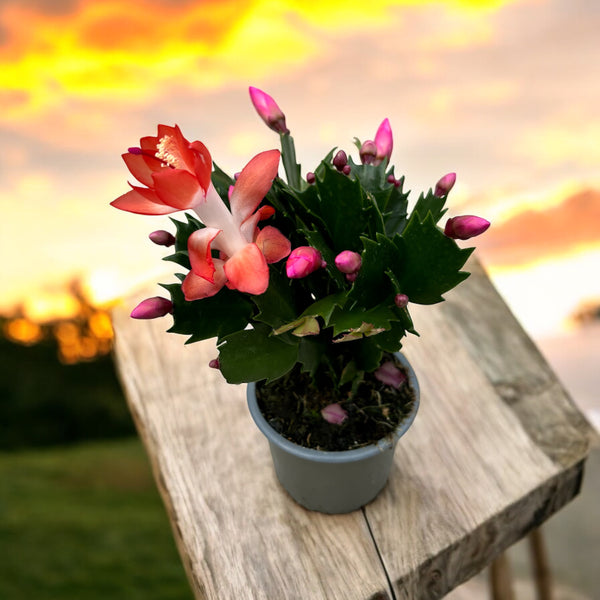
top-left (256, 355), bottom-right (417, 451)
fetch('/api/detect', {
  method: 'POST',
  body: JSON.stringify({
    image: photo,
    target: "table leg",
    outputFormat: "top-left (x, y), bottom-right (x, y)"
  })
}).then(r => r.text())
top-left (490, 552), bottom-right (515, 600)
top-left (528, 528), bottom-right (553, 600)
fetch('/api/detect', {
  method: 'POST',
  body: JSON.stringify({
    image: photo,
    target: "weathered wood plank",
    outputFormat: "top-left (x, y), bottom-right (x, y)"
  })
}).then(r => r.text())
top-left (363, 258), bottom-right (592, 599)
top-left (441, 258), bottom-right (596, 466)
top-left (112, 308), bottom-right (391, 600)
top-left (111, 258), bottom-right (592, 600)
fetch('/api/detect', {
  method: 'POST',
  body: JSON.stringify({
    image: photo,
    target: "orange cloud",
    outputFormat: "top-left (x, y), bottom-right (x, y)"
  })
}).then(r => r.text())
top-left (0, 0), bottom-right (520, 125)
top-left (477, 188), bottom-right (600, 268)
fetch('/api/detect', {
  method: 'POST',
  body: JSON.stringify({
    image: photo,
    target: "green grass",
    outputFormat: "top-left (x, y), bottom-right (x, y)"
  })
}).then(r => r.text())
top-left (0, 437), bottom-right (192, 599)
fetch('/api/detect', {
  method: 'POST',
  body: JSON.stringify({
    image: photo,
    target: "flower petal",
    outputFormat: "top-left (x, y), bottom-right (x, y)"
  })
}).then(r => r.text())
top-left (189, 140), bottom-right (213, 192)
top-left (122, 152), bottom-right (164, 187)
top-left (152, 168), bottom-right (203, 210)
top-left (110, 187), bottom-right (178, 215)
top-left (188, 227), bottom-right (222, 283)
top-left (223, 243), bottom-right (269, 295)
top-left (229, 149), bottom-right (280, 227)
top-left (255, 225), bottom-right (291, 264)
top-left (182, 260), bottom-right (227, 300)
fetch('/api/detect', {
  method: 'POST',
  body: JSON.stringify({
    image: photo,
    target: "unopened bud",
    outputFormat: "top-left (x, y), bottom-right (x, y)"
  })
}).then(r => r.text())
top-left (248, 86), bottom-right (290, 134)
top-left (306, 172), bottom-right (316, 184)
top-left (394, 293), bottom-right (409, 308)
top-left (130, 297), bottom-right (173, 319)
top-left (434, 172), bottom-right (457, 197)
top-left (335, 250), bottom-right (362, 274)
top-left (374, 118), bottom-right (393, 165)
top-left (333, 150), bottom-right (348, 171)
top-left (208, 358), bottom-right (220, 369)
top-left (286, 246), bottom-right (324, 279)
top-left (321, 403), bottom-right (348, 425)
top-left (359, 140), bottom-right (377, 165)
top-left (149, 230), bottom-right (176, 247)
top-left (342, 164), bottom-right (351, 175)
top-left (374, 361), bottom-right (407, 389)
top-left (444, 215), bottom-right (490, 240)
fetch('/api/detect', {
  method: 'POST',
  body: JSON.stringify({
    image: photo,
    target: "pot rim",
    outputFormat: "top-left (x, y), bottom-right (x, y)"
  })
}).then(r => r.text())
top-left (246, 352), bottom-right (420, 464)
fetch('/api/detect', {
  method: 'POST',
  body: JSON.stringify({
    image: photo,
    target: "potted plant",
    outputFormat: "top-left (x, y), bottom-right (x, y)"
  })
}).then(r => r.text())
top-left (111, 87), bottom-right (490, 513)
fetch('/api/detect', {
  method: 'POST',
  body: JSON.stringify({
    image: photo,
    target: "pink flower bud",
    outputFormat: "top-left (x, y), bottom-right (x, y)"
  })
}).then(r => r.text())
top-left (149, 230), bottom-right (175, 247)
top-left (248, 86), bottom-right (289, 134)
top-left (374, 118), bottom-right (393, 165)
top-left (444, 215), bottom-right (490, 240)
top-left (130, 297), bottom-right (173, 319)
top-left (342, 164), bottom-right (351, 175)
top-left (321, 403), bottom-right (348, 425)
top-left (208, 358), bottom-right (220, 369)
top-left (334, 250), bottom-right (362, 274)
top-left (333, 150), bottom-right (347, 171)
top-left (286, 246), bottom-right (324, 279)
top-left (434, 172), bottom-right (457, 197)
top-left (345, 272), bottom-right (358, 282)
top-left (394, 293), bottom-right (409, 308)
top-left (306, 172), bottom-right (316, 184)
top-left (359, 140), bottom-right (377, 165)
top-left (374, 361), bottom-right (407, 389)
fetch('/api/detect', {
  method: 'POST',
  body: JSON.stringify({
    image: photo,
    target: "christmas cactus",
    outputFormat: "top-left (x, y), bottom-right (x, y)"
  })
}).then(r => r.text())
top-left (111, 87), bottom-right (489, 411)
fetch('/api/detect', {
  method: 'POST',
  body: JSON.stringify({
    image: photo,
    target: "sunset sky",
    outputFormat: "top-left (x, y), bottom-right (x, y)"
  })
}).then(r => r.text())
top-left (1, 0), bottom-right (599, 338)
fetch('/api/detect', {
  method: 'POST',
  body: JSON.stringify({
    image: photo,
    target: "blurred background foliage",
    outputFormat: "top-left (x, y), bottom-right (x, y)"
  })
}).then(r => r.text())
top-left (0, 318), bottom-right (192, 599)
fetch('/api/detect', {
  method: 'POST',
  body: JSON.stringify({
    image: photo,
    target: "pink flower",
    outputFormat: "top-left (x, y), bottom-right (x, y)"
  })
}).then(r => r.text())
top-left (286, 246), bottom-right (324, 279)
top-left (321, 403), bottom-right (348, 425)
top-left (394, 293), bottom-right (409, 308)
top-left (374, 118), bottom-right (393, 165)
top-left (149, 230), bottom-right (175, 247)
top-left (444, 215), bottom-right (490, 240)
top-left (249, 86), bottom-right (289, 134)
top-left (182, 151), bottom-right (291, 299)
top-left (333, 150), bottom-right (348, 171)
top-left (130, 297), bottom-right (173, 319)
top-left (359, 140), bottom-right (377, 165)
top-left (434, 172), bottom-right (457, 197)
top-left (334, 250), bottom-right (362, 274)
top-left (374, 361), bottom-right (407, 389)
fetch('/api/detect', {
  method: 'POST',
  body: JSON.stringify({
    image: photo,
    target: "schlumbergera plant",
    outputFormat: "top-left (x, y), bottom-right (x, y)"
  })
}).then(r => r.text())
top-left (112, 87), bottom-right (489, 437)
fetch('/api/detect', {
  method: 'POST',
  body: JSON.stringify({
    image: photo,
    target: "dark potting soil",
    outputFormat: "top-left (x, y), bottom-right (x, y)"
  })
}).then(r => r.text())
top-left (256, 356), bottom-right (417, 452)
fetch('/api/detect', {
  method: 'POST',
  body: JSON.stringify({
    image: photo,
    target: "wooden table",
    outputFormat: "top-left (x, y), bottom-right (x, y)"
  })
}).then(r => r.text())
top-left (111, 259), bottom-right (595, 600)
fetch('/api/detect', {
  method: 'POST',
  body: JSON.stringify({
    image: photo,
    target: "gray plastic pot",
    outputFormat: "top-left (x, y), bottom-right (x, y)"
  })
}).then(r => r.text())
top-left (246, 353), bottom-right (420, 514)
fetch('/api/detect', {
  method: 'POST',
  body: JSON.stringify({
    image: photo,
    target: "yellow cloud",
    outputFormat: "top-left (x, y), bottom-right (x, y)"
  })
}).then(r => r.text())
top-left (518, 118), bottom-right (600, 168)
top-left (0, 0), bottom-right (519, 124)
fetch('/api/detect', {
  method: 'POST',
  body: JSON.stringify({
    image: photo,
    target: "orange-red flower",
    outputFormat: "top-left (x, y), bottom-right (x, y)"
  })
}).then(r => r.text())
top-left (111, 125), bottom-right (290, 298)
top-left (111, 125), bottom-right (212, 215)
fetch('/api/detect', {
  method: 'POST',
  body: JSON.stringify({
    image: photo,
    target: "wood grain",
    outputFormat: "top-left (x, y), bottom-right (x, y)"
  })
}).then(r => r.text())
top-left (112, 312), bottom-right (391, 600)
top-left (111, 257), bottom-right (592, 599)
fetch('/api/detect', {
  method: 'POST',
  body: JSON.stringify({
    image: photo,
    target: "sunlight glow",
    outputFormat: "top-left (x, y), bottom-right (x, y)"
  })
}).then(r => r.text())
top-left (22, 291), bottom-right (81, 323)
top-left (486, 246), bottom-right (600, 337)
top-left (3, 318), bottom-right (44, 345)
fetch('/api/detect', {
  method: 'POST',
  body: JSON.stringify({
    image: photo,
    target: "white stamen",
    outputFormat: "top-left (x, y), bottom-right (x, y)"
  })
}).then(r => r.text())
top-left (155, 135), bottom-right (183, 169)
